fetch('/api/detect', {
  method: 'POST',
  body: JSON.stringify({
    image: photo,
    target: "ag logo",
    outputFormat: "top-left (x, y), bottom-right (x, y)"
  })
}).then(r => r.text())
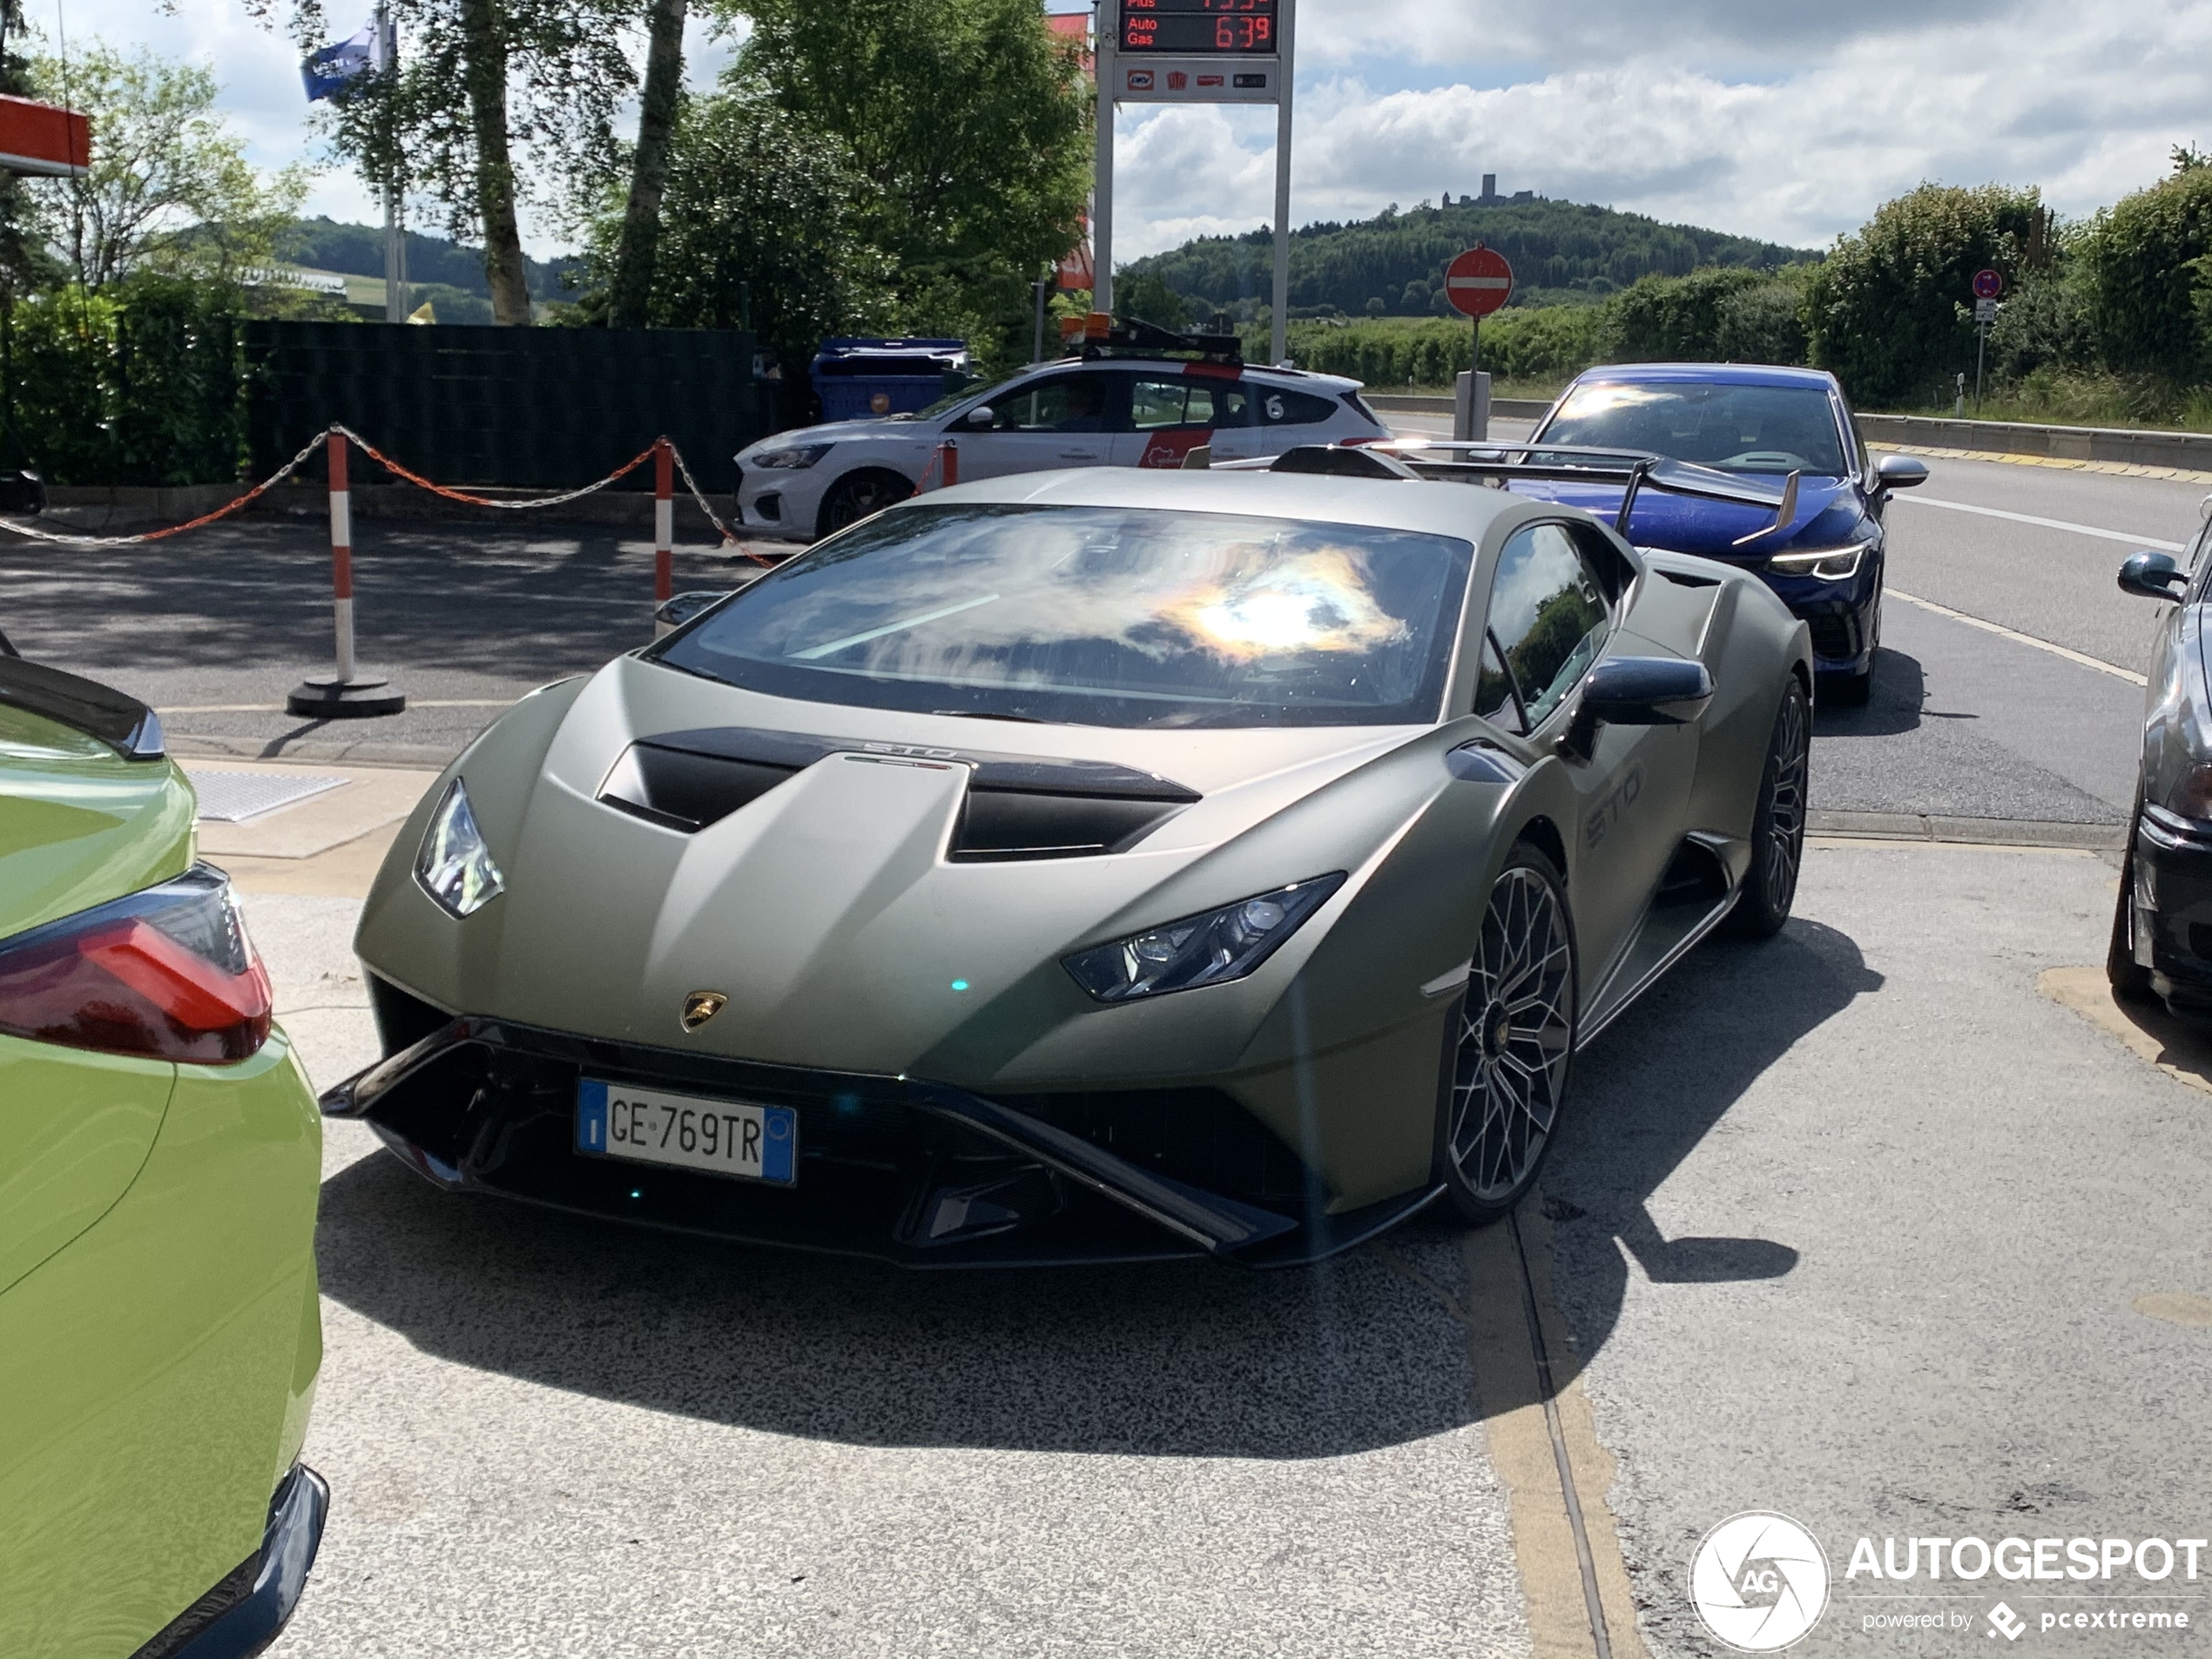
top-left (1689, 1512), bottom-right (1830, 1651)
top-left (680, 990), bottom-right (727, 1031)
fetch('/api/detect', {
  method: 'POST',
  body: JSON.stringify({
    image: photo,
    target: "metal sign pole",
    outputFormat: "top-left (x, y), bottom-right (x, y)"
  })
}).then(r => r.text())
top-left (1975, 320), bottom-right (1987, 409)
top-left (1092, 4), bottom-right (1115, 316)
top-left (1268, 0), bottom-right (1295, 367)
top-left (376, 1), bottom-right (405, 322)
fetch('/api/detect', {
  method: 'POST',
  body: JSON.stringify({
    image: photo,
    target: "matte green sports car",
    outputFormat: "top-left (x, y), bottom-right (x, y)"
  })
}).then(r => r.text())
top-left (332, 452), bottom-right (1811, 1265)
top-left (0, 655), bottom-right (327, 1658)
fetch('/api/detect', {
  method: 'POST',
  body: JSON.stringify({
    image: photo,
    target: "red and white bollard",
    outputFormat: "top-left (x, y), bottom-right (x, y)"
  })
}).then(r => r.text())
top-left (652, 437), bottom-right (675, 637)
top-left (287, 431), bottom-right (406, 718)
top-left (922, 438), bottom-right (959, 493)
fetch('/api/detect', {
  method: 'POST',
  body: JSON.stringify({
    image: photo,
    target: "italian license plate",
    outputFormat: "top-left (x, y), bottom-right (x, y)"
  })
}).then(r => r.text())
top-left (576, 1079), bottom-right (797, 1185)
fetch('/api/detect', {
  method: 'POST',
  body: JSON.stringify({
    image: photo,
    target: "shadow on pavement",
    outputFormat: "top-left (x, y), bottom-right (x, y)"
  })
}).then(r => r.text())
top-left (1813, 647), bottom-right (1927, 738)
top-left (314, 917), bottom-right (1880, 1451)
top-left (1533, 916), bottom-right (1885, 1372)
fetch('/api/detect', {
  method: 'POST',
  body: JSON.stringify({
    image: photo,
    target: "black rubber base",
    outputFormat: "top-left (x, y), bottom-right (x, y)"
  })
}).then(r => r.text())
top-left (286, 676), bottom-right (407, 718)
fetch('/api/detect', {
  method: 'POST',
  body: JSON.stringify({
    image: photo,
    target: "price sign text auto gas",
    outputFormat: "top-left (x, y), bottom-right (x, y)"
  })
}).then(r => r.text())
top-left (1117, 0), bottom-right (1277, 54)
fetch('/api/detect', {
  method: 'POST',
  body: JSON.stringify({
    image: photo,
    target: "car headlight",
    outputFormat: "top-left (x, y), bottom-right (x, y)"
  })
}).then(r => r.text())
top-left (2159, 761), bottom-right (2212, 821)
top-left (1062, 874), bottom-right (1345, 1003)
top-left (416, 779), bottom-right (505, 919)
top-left (748, 442), bottom-right (833, 470)
top-left (1767, 540), bottom-right (1871, 580)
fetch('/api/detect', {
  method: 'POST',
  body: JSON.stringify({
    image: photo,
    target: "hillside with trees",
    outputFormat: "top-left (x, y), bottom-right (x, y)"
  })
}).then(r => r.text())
top-left (1123, 195), bottom-right (1817, 321)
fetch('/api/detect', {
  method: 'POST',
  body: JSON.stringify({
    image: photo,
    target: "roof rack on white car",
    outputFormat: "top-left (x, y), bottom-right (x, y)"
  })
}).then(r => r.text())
top-left (1267, 439), bottom-right (1802, 543)
top-left (1069, 315), bottom-right (1244, 367)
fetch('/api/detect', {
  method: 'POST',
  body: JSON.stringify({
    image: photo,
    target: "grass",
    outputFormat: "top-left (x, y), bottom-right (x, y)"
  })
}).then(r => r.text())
top-left (1869, 368), bottom-right (2212, 433)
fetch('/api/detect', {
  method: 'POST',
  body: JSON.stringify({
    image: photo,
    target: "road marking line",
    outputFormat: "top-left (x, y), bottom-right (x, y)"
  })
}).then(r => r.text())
top-left (1885, 587), bottom-right (2149, 686)
top-left (1894, 493), bottom-right (2188, 551)
top-left (158, 700), bottom-right (514, 713)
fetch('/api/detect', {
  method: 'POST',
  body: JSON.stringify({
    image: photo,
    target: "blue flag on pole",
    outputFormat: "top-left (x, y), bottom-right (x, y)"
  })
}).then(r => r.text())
top-left (302, 26), bottom-right (376, 101)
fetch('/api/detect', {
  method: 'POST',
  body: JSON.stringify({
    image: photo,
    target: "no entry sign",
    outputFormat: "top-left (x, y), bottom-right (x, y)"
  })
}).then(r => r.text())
top-left (1445, 246), bottom-right (1514, 318)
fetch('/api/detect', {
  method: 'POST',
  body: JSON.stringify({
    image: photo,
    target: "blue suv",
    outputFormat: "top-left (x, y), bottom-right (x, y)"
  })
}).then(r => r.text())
top-left (1519, 363), bottom-right (1925, 704)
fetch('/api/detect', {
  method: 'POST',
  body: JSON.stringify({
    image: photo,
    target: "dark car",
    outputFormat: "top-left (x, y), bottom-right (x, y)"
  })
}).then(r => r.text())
top-left (1517, 363), bottom-right (1926, 705)
top-left (2112, 505), bottom-right (2212, 1018)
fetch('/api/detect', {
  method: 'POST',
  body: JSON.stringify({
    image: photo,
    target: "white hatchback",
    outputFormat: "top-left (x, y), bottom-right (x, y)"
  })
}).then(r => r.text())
top-left (735, 355), bottom-right (1384, 542)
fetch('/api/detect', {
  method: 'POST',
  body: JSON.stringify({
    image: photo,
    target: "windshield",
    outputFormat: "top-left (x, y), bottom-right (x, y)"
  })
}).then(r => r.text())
top-left (651, 503), bottom-right (1474, 729)
top-left (894, 378), bottom-right (988, 421)
top-left (1541, 381), bottom-right (1848, 475)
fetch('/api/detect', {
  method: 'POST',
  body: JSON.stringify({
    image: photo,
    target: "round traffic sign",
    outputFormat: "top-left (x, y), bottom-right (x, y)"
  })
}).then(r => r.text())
top-left (1445, 246), bottom-right (1514, 319)
top-left (1973, 268), bottom-right (2004, 300)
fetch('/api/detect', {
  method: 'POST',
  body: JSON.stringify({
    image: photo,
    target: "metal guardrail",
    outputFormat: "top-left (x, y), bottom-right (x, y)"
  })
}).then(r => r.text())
top-left (1855, 413), bottom-right (2212, 470)
top-left (1364, 393), bottom-right (1552, 419)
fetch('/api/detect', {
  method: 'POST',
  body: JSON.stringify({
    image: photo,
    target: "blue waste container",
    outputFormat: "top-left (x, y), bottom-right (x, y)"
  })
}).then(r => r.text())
top-left (810, 338), bottom-right (972, 421)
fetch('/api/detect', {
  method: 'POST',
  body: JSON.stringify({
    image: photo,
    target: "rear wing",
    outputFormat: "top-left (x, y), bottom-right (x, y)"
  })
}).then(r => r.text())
top-left (1265, 440), bottom-right (1801, 545)
top-left (0, 655), bottom-right (166, 759)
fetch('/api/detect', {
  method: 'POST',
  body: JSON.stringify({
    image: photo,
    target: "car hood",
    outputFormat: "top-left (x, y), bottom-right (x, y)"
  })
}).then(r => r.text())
top-left (1507, 475), bottom-right (1862, 560)
top-left (743, 417), bottom-right (925, 455)
top-left (356, 657), bottom-right (1444, 1085)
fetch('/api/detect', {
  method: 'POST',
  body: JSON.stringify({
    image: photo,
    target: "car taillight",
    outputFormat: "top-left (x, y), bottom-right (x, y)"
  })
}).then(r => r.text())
top-left (0, 864), bottom-right (273, 1063)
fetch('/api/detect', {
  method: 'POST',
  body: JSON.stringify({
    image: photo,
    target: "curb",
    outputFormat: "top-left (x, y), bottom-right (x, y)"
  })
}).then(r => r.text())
top-left (168, 733), bottom-right (465, 771)
top-left (1807, 810), bottom-right (2124, 850)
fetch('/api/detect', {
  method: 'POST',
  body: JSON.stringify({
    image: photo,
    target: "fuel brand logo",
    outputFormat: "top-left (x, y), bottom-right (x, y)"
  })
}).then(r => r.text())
top-left (1689, 1513), bottom-right (1831, 1651)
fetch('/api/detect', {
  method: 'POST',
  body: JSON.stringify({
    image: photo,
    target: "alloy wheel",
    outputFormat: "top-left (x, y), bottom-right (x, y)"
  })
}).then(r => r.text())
top-left (1448, 865), bottom-right (1576, 1204)
top-left (1764, 683), bottom-right (1810, 915)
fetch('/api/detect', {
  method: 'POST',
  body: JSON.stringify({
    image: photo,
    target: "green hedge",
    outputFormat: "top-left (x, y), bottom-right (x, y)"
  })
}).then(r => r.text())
top-left (8, 275), bottom-right (247, 486)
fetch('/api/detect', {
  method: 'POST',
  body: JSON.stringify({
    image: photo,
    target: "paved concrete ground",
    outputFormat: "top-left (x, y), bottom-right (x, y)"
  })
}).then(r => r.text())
top-left (243, 839), bottom-right (2209, 1659)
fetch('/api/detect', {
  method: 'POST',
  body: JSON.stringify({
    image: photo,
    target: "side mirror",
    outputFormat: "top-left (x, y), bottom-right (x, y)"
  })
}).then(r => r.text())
top-left (655, 590), bottom-right (732, 632)
top-left (1875, 455), bottom-right (1929, 490)
top-left (1560, 656), bottom-right (1714, 760)
top-left (2118, 550), bottom-right (2188, 603)
top-left (962, 405), bottom-right (995, 429)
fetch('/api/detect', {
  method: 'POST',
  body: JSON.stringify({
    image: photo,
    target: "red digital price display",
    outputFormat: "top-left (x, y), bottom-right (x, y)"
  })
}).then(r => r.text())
top-left (1118, 0), bottom-right (1277, 53)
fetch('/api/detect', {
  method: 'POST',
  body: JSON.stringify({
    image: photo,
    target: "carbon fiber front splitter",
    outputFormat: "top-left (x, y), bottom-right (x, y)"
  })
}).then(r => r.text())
top-left (320, 1015), bottom-right (1440, 1269)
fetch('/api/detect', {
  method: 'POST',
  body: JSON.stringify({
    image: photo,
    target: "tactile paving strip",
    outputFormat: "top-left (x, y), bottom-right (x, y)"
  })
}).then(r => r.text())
top-left (183, 767), bottom-right (348, 824)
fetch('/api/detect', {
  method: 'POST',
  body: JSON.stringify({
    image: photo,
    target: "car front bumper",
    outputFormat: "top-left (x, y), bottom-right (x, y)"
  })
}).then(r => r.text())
top-left (734, 461), bottom-right (828, 543)
top-left (324, 996), bottom-right (1439, 1270)
top-left (130, 1463), bottom-right (329, 1659)
top-left (2134, 804), bottom-right (2212, 1017)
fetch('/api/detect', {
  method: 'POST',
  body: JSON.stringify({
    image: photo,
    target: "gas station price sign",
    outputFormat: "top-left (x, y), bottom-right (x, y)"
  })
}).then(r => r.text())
top-left (1116, 0), bottom-right (1278, 54)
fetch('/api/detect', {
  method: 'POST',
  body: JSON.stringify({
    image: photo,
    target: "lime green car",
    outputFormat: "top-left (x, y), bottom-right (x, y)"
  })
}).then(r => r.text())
top-left (0, 655), bottom-right (327, 1659)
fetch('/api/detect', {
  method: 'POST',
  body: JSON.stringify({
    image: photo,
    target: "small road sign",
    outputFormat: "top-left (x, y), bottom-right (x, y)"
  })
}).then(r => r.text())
top-left (1974, 297), bottom-right (2000, 326)
top-left (1973, 268), bottom-right (2004, 300)
top-left (1444, 246), bottom-right (1514, 319)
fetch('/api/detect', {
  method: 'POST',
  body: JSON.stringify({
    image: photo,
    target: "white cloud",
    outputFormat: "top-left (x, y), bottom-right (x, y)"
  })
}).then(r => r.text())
top-left (1108, 0), bottom-right (2212, 260)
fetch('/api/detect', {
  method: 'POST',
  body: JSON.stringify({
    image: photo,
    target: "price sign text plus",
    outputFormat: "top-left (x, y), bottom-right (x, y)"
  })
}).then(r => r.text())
top-left (1118, 0), bottom-right (1278, 54)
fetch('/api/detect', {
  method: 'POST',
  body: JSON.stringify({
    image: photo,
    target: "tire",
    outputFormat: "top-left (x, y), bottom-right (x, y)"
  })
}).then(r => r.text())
top-left (2108, 807), bottom-right (2155, 1002)
top-left (1437, 842), bottom-right (1578, 1225)
top-left (1828, 596), bottom-right (1879, 707)
top-left (815, 469), bottom-right (914, 538)
top-left (1728, 674), bottom-right (1811, 939)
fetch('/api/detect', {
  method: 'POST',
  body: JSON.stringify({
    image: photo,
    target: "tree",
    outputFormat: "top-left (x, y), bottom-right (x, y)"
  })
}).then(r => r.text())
top-left (1804, 183), bottom-right (2045, 405)
top-left (25, 43), bottom-right (307, 290)
top-left (605, 0), bottom-right (685, 327)
top-left (718, 0), bottom-right (1089, 368)
top-left (2080, 155), bottom-right (2212, 379)
top-left (590, 91), bottom-right (894, 362)
top-left (254, 0), bottom-right (637, 325)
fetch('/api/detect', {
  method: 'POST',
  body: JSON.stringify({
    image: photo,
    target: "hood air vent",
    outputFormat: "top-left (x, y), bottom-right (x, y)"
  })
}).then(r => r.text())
top-left (597, 726), bottom-right (1200, 857)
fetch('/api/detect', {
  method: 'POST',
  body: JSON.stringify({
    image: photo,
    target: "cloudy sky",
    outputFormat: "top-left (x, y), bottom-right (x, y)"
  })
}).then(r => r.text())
top-left (47, 0), bottom-right (2212, 260)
